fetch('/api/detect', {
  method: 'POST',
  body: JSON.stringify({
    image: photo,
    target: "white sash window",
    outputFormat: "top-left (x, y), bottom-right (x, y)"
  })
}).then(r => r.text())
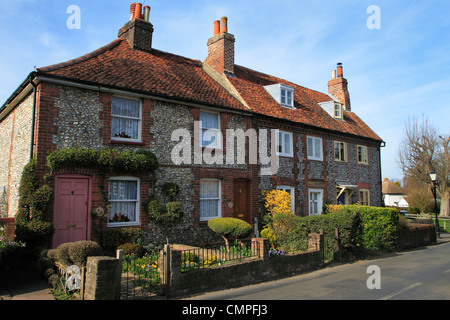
top-left (111, 96), bottom-right (142, 142)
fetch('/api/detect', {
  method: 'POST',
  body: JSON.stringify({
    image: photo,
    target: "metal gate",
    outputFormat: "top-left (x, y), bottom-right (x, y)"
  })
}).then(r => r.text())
top-left (120, 249), bottom-right (164, 300)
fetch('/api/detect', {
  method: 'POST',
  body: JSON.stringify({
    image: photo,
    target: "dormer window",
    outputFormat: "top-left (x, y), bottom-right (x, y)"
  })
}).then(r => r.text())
top-left (318, 101), bottom-right (345, 120)
top-left (334, 103), bottom-right (343, 119)
top-left (281, 87), bottom-right (293, 108)
top-left (264, 83), bottom-right (295, 109)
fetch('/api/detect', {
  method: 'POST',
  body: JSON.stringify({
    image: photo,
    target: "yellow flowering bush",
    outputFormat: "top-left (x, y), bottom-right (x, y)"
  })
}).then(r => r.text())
top-left (262, 190), bottom-right (292, 216)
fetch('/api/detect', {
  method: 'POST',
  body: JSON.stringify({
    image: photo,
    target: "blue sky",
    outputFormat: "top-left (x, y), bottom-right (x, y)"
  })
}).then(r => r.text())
top-left (1, 0), bottom-right (449, 182)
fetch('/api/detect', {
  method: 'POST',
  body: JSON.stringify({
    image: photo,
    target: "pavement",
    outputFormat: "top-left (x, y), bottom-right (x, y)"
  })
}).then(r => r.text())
top-left (0, 266), bottom-right (54, 301)
top-left (1, 233), bottom-right (449, 301)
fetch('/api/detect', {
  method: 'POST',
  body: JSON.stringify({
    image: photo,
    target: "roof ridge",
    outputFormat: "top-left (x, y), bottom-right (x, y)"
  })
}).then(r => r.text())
top-left (38, 38), bottom-right (124, 73)
top-left (234, 64), bottom-right (332, 99)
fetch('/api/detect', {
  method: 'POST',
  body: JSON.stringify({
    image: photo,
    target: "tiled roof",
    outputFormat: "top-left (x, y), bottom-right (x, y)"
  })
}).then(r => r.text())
top-left (228, 65), bottom-right (382, 141)
top-left (37, 39), bottom-right (246, 111)
top-left (37, 38), bottom-right (382, 142)
top-left (382, 179), bottom-right (406, 195)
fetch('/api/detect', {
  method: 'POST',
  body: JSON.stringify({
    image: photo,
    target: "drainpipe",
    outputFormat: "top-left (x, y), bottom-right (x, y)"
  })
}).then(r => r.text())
top-left (29, 72), bottom-right (37, 160)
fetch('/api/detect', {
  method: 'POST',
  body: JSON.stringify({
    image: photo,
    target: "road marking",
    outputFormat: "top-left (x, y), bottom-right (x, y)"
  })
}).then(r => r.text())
top-left (378, 283), bottom-right (422, 300)
top-left (444, 269), bottom-right (450, 273)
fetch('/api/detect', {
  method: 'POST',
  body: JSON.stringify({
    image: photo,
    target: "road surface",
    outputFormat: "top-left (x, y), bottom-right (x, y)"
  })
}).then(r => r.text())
top-left (186, 241), bottom-right (450, 300)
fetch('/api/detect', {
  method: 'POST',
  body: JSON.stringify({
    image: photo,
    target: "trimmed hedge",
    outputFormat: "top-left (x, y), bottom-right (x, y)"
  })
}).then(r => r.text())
top-left (271, 211), bottom-right (362, 260)
top-left (207, 218), bottom-right (253, 240)
top-left (54, 241), bottom-right (103, 267)
top-left (271, 214), bottom-right (309, 252)
top-left (268, 205), bottom-right (400, 261)
top-left (47, 147), bottom-right (159, 173)
top-left (334, 205), bottom-right (400, 251)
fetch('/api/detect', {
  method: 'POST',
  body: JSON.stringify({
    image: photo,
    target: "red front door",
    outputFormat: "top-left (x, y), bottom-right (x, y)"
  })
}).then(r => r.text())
top-left (53, 176), bottom-right (90, 248)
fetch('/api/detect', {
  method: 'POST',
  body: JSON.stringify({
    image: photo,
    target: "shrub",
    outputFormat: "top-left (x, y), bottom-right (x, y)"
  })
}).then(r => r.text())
top-left (117, 243), bottom-right (145, 257)
top-left (334, 205), bottom-right (400, 251)
top-left (0, 237), bottom-right (26, 269)
top-left (147, 200), bottom-right (184, 244)
top-left (15, 220), bottom-right (54, 248)
top-left (260, 226), bottom-right (277, 247)
top-left (100, 227), bottom-right (143, 254)
top-left (208, 218), bottom-right (253, 251)
top-left (55, 243), bottom-right (72, 266)
top-left (271, 214), bottom-right (309, 252)
top-left (301, 211), bottom-right (362, 260)
top-left (68, 241), bottom-right (103, 267)
top-left (15, 159), bottom-right (54, 248)
top-left (269, 211), bottom-right (362, 260)
top-left (262, 190), bottom-right (292, 216)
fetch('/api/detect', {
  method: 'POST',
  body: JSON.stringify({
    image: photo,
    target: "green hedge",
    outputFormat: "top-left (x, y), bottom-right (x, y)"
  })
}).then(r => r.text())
top-left (272, 211), bottom-right (362, 260)
top-left (47, 147), bottom-right (159, 173)
top-left (334, 205), bottom-right (400, 251)
top-left (271, 214), bottom-right (309, 252)
top-left (269, 205), bottom-right (400, 261)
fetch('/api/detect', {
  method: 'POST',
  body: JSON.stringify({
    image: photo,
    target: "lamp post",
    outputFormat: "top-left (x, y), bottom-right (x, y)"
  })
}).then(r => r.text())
top-left (429, 171), bottom-right (440, 239)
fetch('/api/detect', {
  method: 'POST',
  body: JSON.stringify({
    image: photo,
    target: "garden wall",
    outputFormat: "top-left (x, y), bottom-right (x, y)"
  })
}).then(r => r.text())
top-left (164, 234), bottom-right (324, 298)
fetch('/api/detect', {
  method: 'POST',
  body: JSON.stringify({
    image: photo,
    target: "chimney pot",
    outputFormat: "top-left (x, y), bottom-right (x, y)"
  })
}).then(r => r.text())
top-left (144, 6), bottom-right (150, 22)
top-left (337, 62), bottom-right (343, 78)
top-left (214, 20), bottom-right (220, 36)
top-left (332, 70), bottom-right (337, 79)
top-left (130, 3), bottom-right (136, 21)
top-left (134, 3), bottom-right (143, 20)
top-left (220, 16), bottom-right (228, 33)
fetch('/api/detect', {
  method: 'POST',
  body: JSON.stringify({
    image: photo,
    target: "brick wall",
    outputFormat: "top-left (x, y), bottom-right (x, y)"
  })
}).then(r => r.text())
top-left (84, 256), bottom-right (122, 300)
top-left (165, 235), bottom-right (324, 298)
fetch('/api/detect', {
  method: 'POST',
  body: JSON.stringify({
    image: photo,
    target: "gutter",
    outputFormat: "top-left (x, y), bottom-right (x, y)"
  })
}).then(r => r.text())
top-left (29, 72), bottom-right (37, 160)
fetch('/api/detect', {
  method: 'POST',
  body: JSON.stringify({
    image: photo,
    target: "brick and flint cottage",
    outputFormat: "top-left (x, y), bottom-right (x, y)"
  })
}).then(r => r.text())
top-left (0, 4), bottom-right (383, 247)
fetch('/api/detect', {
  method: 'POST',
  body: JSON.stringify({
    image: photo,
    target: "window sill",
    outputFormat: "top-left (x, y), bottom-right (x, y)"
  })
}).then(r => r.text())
top-left (109, 139), bottom-right (145, 146)
top-left (107, 222), bottom-right (140, 228)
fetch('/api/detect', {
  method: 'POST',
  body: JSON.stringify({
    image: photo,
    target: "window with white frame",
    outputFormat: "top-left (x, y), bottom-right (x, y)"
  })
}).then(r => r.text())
top-left (276, 186), bottom-right (295, 214)
top-left (334, 141), bottom-right (347, 162)
top-left (307, 136), bottom-right (323, 161)
top-left (357, 145), bottom-right (368, 164)
top-left (359, 189), bottom-right (370, 206)
top-left (108, 177), bottom-right (140, 226)
top-left (280, 87), bottom-right (294, 108)
top-left (111, 96), bottom-right (142, 141)
top-left (200, 111), bottom-right (221, 148)
top-left (309, 188), bottom-right (323, 216)
top-left (200, 179), bottom-right (221, 221)
top-left (276, 130), bottom-right (293, 157)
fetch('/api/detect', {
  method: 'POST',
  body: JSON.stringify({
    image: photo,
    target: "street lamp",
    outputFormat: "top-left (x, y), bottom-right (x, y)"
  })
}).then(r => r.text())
top-left (429, 171), bottom-right (440, 239)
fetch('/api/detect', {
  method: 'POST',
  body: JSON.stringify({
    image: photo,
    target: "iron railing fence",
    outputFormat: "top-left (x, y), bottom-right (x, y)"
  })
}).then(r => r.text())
top-left (180, 239), bottom-right (259, 272)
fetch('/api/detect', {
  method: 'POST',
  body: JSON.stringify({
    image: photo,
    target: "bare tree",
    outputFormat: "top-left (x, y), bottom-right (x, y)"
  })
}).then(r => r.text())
top-left (398, 117), bottom-right (449, 216)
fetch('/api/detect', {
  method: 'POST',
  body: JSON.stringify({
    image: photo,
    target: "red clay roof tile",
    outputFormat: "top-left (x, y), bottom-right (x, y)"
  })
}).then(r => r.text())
top-left (37, 38), bottom-right (382, 142)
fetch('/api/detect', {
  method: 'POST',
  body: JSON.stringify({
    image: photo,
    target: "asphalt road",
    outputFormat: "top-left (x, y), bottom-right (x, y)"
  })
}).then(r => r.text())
top-left (186, 241), bottom-right (450, 300)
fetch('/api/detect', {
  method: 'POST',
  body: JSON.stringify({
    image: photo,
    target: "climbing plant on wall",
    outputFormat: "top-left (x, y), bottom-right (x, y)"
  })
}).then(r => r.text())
top-left (15, 159), bottom-right (54, 249)
top-left (46, 147), bottom-right (159, 174)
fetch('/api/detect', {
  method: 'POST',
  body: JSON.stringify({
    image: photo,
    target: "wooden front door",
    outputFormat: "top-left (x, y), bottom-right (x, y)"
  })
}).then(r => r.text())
top-left (233, 179), bottom-right (251, 224)
top-left (53, 176), bottom-right (90, 248)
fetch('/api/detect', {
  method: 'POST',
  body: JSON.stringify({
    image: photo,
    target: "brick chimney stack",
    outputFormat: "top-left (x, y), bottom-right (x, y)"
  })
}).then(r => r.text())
top-left (204, 17), bottom-right (235, 75)
top-left (119, 3), bottom-right (154, 52)
top-left (328, 63), bottom-right (351, 111)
